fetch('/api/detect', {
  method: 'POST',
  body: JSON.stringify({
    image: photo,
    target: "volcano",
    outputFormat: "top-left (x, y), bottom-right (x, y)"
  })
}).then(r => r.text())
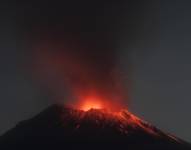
top-left (1, 105), bottom-right (190, 150)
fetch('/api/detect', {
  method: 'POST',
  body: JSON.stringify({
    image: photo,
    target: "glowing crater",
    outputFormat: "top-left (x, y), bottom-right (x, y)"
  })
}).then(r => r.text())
top-left (79, 97), bottom-right (103, 111)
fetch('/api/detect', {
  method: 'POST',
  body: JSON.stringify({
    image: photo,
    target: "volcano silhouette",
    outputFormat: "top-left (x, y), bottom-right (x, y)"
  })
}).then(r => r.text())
top-left (1, 105), bottom-right (191, 150)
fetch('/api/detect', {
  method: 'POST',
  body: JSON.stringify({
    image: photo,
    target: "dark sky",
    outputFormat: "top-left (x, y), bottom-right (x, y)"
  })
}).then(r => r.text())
top-left (0, 0), bottom-right (191, 142)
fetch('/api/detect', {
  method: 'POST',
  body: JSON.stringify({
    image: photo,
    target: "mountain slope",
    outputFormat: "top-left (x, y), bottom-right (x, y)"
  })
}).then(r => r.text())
top-left (0, 105), bottom-right (190, 150)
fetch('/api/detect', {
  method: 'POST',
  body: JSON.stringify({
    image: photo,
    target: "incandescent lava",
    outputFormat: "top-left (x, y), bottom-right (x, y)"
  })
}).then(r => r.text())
top-left (1, 105), bottom-right (191, 150)
top-left (60, 105), bottom-right (180, 140)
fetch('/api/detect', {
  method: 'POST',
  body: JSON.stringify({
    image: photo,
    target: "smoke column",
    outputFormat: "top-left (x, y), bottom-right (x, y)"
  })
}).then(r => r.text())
top-left (21, 0), bottom-right (157, 111)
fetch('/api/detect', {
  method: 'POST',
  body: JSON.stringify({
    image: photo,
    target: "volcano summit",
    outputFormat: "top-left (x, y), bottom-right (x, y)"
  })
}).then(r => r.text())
top-left (0, 105), bottom-right (190, 150)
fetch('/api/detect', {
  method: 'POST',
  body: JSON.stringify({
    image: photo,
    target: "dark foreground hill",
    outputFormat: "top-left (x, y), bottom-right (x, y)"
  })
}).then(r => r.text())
top-left (0, 105), bottom-right (190, 150)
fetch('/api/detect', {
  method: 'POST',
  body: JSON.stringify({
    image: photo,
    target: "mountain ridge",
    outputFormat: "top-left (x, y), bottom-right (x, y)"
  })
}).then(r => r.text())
top-left (0, 105), bottom-right (190, 150)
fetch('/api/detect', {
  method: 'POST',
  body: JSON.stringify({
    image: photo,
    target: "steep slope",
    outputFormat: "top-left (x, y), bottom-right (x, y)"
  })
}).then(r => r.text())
top-left (0, 105), bottom-right (190, 150)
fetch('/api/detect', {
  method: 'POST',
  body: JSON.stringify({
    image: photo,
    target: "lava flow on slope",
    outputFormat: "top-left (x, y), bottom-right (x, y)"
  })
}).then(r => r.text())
top-left (59, 105), bottom-right (179, 141)
top-left (57, 105), bottom-right (191, 150)
top-left (1, 104), bottom-right (191, 150)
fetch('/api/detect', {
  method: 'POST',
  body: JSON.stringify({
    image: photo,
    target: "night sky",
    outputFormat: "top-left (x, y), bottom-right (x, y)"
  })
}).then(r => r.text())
top-left (0, 0), bottom-right (191, 142)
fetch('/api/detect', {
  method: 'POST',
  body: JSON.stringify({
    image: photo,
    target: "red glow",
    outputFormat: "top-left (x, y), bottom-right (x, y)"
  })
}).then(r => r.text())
top-left (80, 99), bottom-right (103, 111)
top-left (33, 40), bottom-right (127, 112)
top-left (71, 93), bottom-right (124, 112)
top-left (77, 95), bottom-right (107, 111)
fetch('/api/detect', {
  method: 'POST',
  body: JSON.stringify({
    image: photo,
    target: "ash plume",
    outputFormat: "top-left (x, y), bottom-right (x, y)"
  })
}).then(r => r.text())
top-left (21, 0), bottom-right (130, 108)
top-left (18, 0), bottom-right (158, 108)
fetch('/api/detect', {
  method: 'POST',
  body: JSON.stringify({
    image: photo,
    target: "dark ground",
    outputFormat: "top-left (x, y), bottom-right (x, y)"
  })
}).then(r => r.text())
top-left (0, 105), bottom-right (190, 150)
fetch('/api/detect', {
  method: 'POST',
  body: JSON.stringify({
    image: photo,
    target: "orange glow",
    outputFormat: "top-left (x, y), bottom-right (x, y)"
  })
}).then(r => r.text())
top-left (71, 93), bottom-right (124, 112)
top-left (80, 101), bottom-right (102, 111)
top-left (78, 97), bottom-right (103, 111)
